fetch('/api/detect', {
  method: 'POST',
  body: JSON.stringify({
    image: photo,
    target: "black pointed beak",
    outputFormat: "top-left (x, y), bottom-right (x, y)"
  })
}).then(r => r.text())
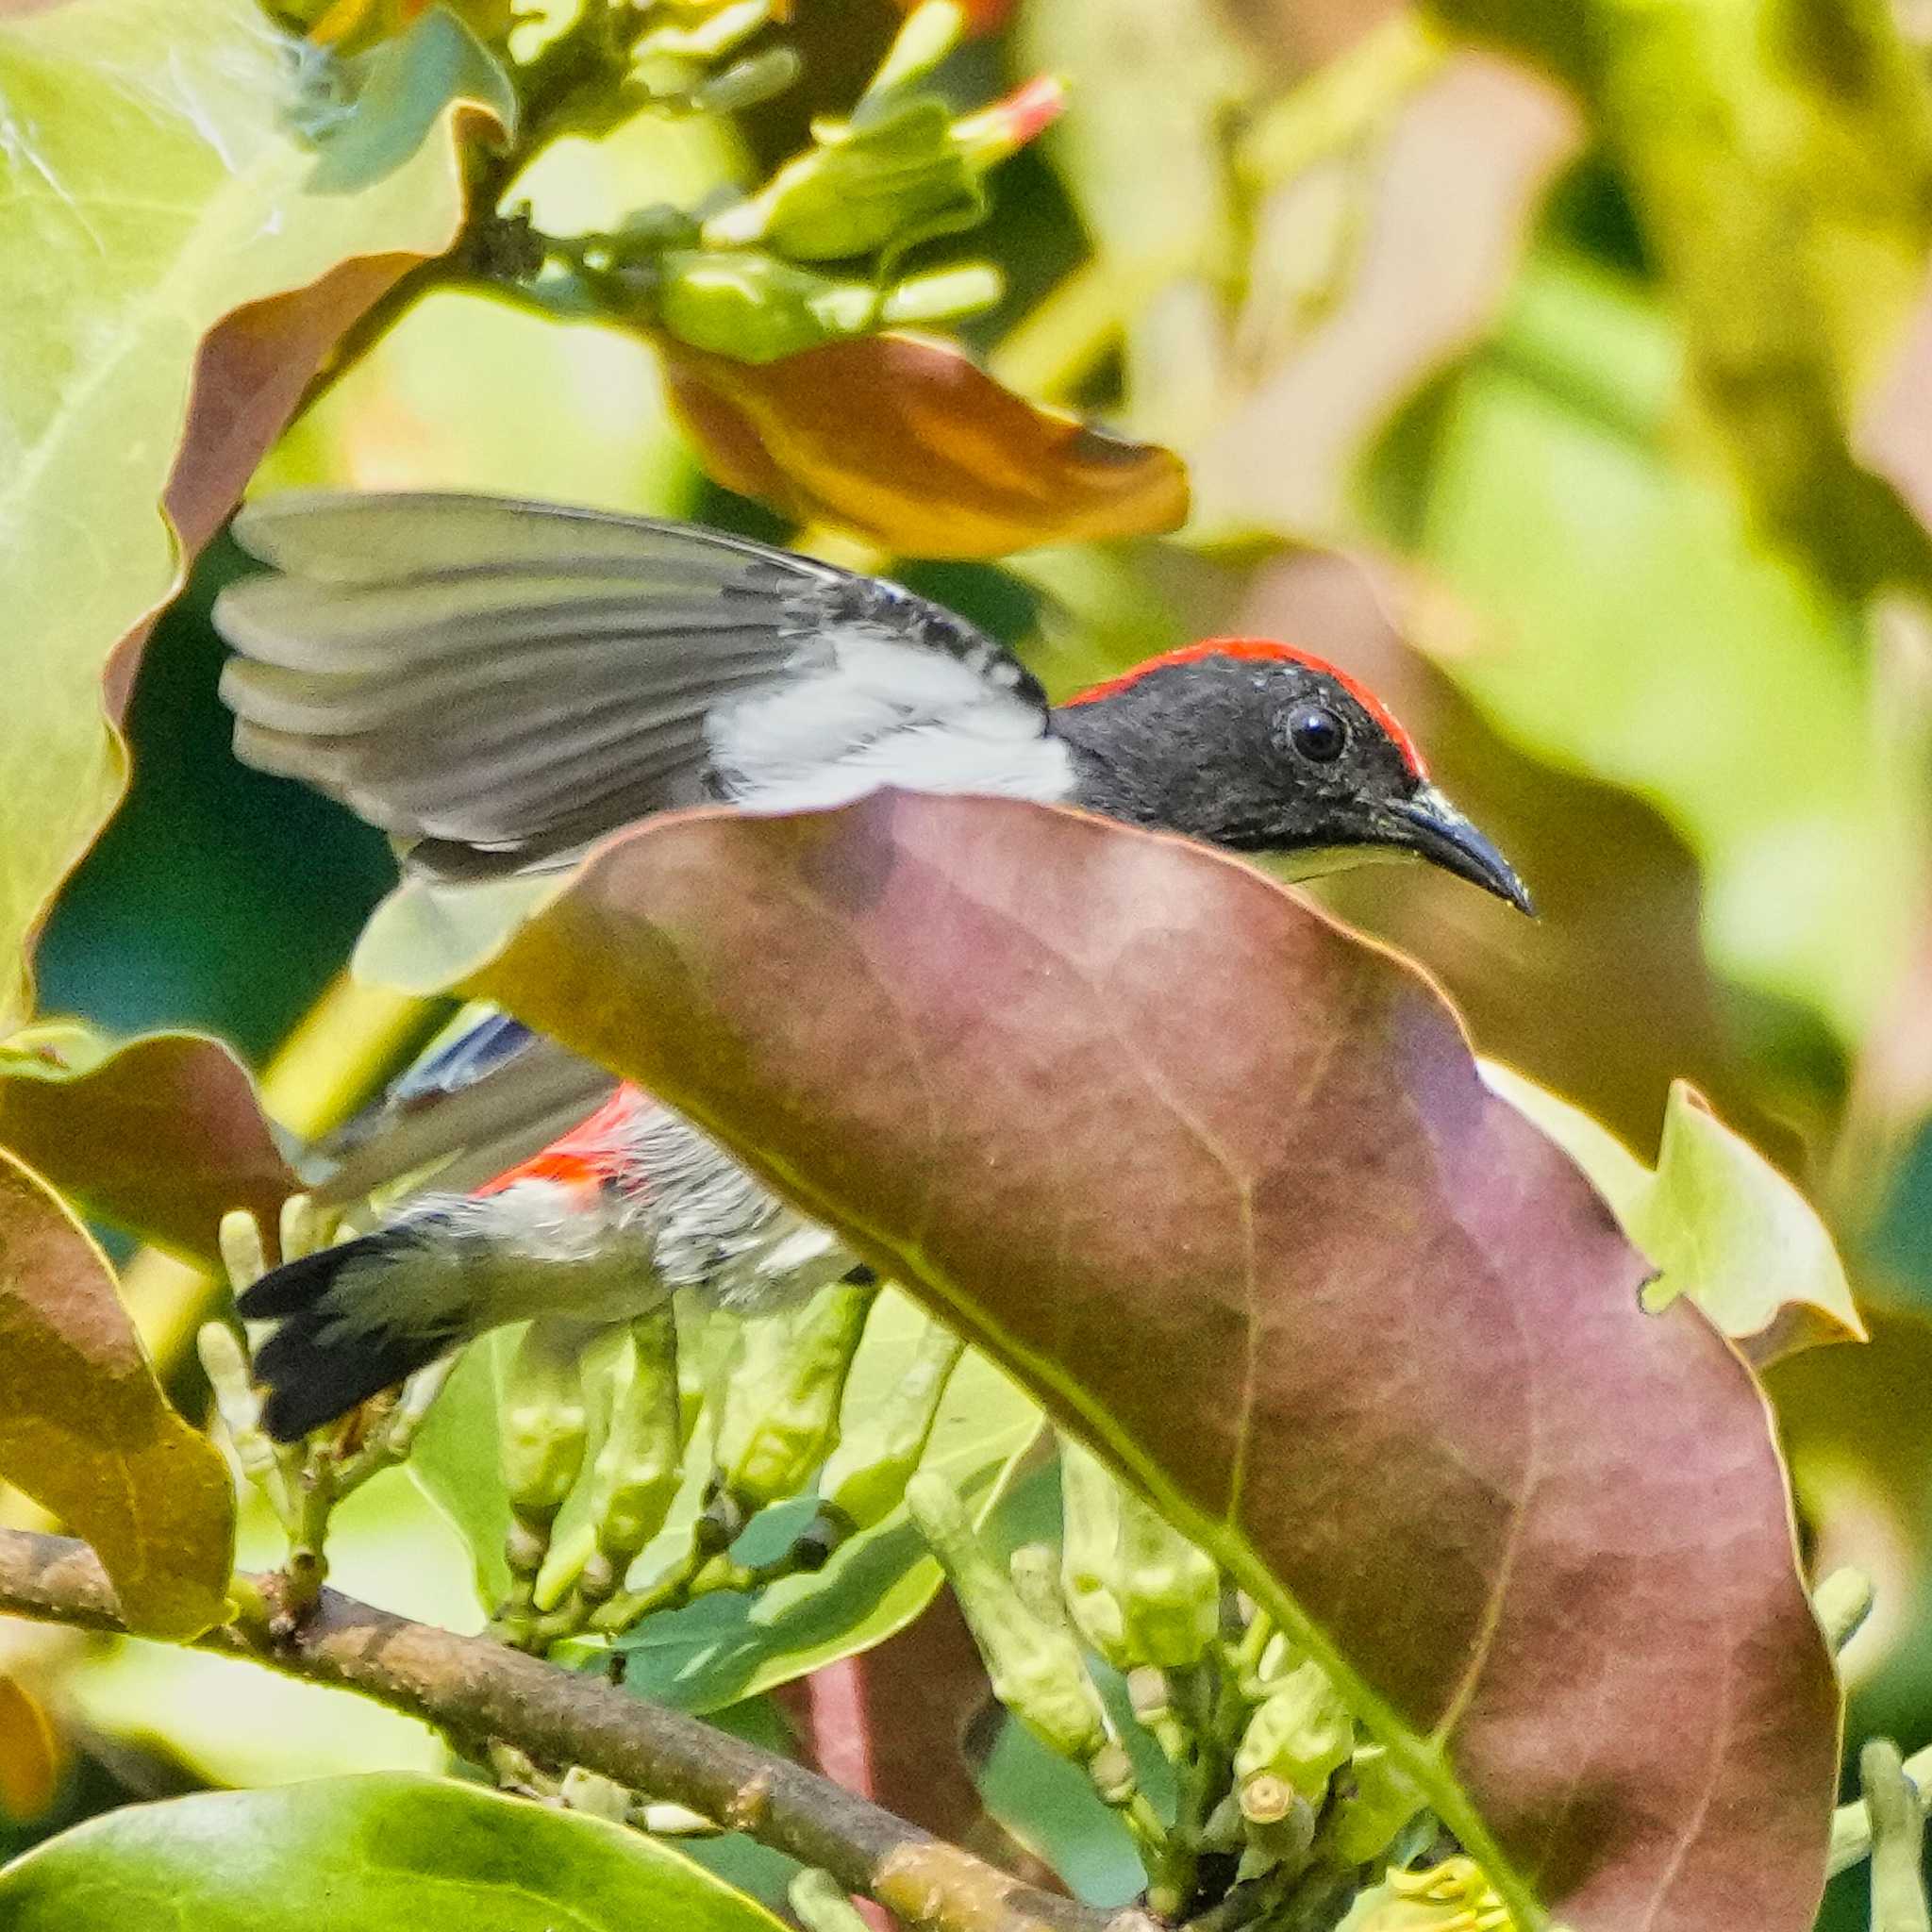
top-left (1386, 784), bottom-right (1536, 915)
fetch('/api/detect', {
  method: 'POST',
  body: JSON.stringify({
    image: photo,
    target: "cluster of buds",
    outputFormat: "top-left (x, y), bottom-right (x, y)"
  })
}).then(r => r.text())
top-left (490, 0), bottom-right (1060, 365)
top-left (908, 1432), bottom-right (1456, 1926)
top-left (207, 1201), bottom-right (974, 1661)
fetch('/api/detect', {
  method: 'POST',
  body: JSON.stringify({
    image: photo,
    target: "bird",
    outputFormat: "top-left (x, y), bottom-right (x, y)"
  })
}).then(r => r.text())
top-left (213, 490), bottom-right (1532, 1440)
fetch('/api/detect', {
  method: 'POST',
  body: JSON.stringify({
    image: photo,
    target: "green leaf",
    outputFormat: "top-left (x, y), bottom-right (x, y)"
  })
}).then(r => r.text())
top-left (307, 4), bottom-right (518, 195)
top-left (454, 791), bottom-right (1837, 1932)
top-left (0, 0), bottom-right (479, 1026)
top-left (0, 1147), bottom-right (232, 1639)
top-left (1484, 1063), bottom-right (1864, 1367)
top-left (0, 1024), bottom-right (294, 1266)
top-left (408, 1291), bottom-right (1041, 1711)
top-left (0, 1772), bottom-right (789, 1932)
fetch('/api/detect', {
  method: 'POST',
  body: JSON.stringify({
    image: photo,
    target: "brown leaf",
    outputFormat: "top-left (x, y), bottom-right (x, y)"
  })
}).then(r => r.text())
top-left (661, 334), bottom-right (1190, 558)
top-left (0, 1030), bottom-right (296, 1268)
top-left (0, 1148), bottom-right (233, 1639)
top-left (463, 791), bottom-right (1836, 1932)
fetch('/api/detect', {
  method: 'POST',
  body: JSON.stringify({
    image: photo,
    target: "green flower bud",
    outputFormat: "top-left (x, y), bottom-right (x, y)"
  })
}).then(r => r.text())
top-left (501, 1317), bottom-right (591, 1526)
top-left (1233, 1659), bottom-right (1354, 1807)
top-left (692, 45), bottom-right (803, 115)
top-left (1359, 1858), bottom-right (1513, 1932)
top-left (1056, 1436), bottom-right (1217, 1669)
top-left (1814, 1565), bottom-right (1874, 1654)
top-left (790, 1869), bottom-right (876, 1932)
top-left (814, 1318), bottom-right (965, 1537)
top-left (1115, 1484), bottom-right (1219, 1670)
top-left (907, 1470), bottom-right (1112, 1771)
top-left (633, 0), bottom-right (774, 62)
top-left (1058, 1435), bottom-right (1130, 1669)
top-left (702, 94), bottom-right (984, 263)
top-left (579, 1308), bottom-right (683, 1597)
top-left (1864, 1739), bottom-right (1931, 1932)
top-left (656, 250), bottom-right (879, 363)
top-left (1329, 1741), bottom-right (1427, 1866)
top-left (710, 1279), bottom-right (875, 1513)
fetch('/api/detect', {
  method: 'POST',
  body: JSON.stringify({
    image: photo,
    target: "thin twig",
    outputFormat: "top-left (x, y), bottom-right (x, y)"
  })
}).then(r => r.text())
top-left (0, 1528), bottom-right (1153, 1932)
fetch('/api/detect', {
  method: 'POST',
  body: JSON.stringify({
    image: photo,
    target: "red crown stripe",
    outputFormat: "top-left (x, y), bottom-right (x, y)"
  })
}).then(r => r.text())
top-left (1062, 639), bottom-right (1427, 777)
top-left (475, 1084), bottom-right (648, 1198)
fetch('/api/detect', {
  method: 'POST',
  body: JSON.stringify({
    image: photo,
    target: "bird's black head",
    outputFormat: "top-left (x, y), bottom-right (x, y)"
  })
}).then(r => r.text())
top-left (1050, 641), bottom-right (1533, 914)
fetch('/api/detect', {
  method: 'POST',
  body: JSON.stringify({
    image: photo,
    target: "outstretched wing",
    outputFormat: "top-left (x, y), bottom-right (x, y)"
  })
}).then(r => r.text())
top-left (216, 491), bottom-right (1058, 881)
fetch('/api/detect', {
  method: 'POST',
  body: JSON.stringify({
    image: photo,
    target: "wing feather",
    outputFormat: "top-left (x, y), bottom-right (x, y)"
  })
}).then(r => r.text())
top-left (215, 491), bottom-right (1050, 878)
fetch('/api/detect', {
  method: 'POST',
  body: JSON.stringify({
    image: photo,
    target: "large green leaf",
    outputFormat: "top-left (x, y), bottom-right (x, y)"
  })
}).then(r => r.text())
top-left (0, 1772), bottom-right (788, 1932)
top-left (0, 1147), bottom-right (232, 1639)
top-left (449, 791), bottom-right (1836, 1932)
top-left (409, 1291), bottom-right (1041, 1711)
top-left (0, 0), bottom-right (480, 1025)
top-left (0, 1024), bottom-right (294, 1265)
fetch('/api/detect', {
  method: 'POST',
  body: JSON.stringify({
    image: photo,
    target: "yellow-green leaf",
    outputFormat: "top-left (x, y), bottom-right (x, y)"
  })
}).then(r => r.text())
top-left (0, 0), bottom-right (480, 1026)
top-left (0, 1147), bottom-right (234, 1638)
top-left (1485, 1063), bottom-right (1864, 1365)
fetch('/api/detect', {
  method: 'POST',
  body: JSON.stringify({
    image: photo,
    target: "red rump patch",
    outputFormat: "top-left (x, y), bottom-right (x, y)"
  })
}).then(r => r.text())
top-left (475, 1084), bottom-right (648, 1198)
top-left (1063, 638), bottom-right (1427, 777)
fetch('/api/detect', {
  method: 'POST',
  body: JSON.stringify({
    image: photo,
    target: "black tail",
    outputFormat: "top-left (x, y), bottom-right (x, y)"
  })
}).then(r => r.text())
top-left (238, 1234), bottom-right (457, 1441)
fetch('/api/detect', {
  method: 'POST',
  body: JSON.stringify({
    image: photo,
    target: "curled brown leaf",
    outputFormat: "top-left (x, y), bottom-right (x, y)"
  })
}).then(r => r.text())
top-left (662, 334), bottom-right (1190, 558)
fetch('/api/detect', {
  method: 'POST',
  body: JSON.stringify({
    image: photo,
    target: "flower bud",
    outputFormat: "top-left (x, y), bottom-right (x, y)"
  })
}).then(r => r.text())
top-left (814, 1317), bottom-right (965, 1539)
top-left (710, 1279), bottom-right (874, 1513)
top-left (501, 1317), bottom-right (591, 1526)
top-left (1058, 1435), bottom-right (1130, 1668)
top-left (1114, 1482), bottom-right (1219, 1670)
top-left (656, 250), bottom-right (880, 363)
top-left (1328, 1741), bottom-right (1427, 1865)
top-left (1356, 1857), bottom-right (1513, 1932)
top-left (1233, 1659), bottom-right (1354, 1808)
top-left (907, 1470), bottom-right (1112, 1770)
top-left (580, 1307), bottom-right (683, 1594)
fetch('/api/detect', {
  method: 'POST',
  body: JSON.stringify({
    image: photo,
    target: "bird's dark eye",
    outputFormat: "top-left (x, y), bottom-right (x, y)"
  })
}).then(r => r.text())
top-left (1285, 703), bottom-right (1347, 763)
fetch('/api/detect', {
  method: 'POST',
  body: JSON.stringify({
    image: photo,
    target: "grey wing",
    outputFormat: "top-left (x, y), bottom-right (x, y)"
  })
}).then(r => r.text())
top-left (215, 491), bottom-right (1051, 881)
top-left (312, 1019), bottom-right (619, 1208)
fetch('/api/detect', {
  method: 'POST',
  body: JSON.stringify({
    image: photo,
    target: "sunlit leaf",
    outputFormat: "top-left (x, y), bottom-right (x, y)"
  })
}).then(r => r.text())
top-left (0, 1148), bottom-right (232, 1639)
top-left (0, 0), bottom-right (483, 1026)
top-left (662, 334), bottom-right (1190, 558)
top-left (448, 791), bottom-right (1836, 1932)
top-left (409, 1291), bottom-right (1041, 1711)
top-left (1484, 1065), bottom-right (1863, 1366)
top-left (0, 1025), bottom-right (294, 1266)
top-left (0, 1772), bottom-right (789, 1932)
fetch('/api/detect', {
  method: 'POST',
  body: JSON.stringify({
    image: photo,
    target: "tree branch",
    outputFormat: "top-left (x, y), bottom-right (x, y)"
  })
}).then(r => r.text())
top-left (0, 1529), bottom-right (1144, 1932)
